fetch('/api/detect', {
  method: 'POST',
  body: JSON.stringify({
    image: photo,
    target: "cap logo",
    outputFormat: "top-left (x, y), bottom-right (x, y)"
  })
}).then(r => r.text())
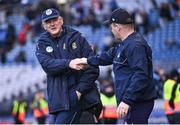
top-left (112, 18), bottom-right (115, 21)
top-left (46, 9), bottom-right (52, 15)
top-left (46, 46), bottom-right (53, 53)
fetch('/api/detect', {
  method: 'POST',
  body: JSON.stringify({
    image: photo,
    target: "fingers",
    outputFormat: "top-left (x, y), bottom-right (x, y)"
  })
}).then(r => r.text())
top-left (117, 102), bottom-right (129, 119)
top-left (76, 91), bottom-right (82, 100)
top-left (69, 58), bottom-right (88, 70)
top-left (74, 64), bottom-right (83, 70)
top-left (117, 106), bottom-right (128, 118)
top-left (69, 58), bottom-right (80, 70)
top-left (81, 58), bottom-right (88, 64)
top-left (76, 64), bottom-right (86, 70)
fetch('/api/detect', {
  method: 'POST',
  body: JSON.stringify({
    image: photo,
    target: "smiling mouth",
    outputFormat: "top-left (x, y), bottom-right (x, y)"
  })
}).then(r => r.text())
top-left (51, 27), bottom-right (57, 30)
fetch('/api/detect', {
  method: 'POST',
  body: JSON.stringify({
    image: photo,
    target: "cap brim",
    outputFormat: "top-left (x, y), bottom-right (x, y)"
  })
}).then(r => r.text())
top-left (103, 20), bottom-right (111, 25)
top-left (43, 15), bottom-right (59, 22)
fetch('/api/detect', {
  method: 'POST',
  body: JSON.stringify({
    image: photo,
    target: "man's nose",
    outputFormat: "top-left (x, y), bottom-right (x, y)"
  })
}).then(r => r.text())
top-left (49, 20), bottom-right (55, 25)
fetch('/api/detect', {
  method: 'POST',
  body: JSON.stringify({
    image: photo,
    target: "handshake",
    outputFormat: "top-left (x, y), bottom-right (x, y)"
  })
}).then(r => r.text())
top-left (69, 58), bottom-right (88, 70)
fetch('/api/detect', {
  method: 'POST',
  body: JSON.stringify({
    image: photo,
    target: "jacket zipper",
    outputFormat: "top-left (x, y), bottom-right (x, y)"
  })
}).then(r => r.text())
top-left (53, 38), bottom-right (70, 110)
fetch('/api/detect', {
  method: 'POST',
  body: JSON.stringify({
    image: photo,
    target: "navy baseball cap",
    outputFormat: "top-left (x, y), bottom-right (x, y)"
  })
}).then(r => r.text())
top-left (104, 8), bottom-right (133, 25)
top-left (42, 8), bottom-right (60, 22)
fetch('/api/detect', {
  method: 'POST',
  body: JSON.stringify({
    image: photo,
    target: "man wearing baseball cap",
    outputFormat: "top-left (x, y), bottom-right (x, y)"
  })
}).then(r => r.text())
top-left (103, 8), bottom-right (134, 25)
top-left (35, 8), bottom-right (102, 124)
top-left (72, 8), bottom-right (157, 124)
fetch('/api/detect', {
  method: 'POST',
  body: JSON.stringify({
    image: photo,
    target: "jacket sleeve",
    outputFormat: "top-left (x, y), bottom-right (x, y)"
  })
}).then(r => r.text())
top-left (76, 37), bottom-right (99, 94)
top-left (87, 47), bottom-right (115, 66)
top-left (122, 44), bottom-right (150, 106)
top-left (35, 39), bottom-right (71, 76)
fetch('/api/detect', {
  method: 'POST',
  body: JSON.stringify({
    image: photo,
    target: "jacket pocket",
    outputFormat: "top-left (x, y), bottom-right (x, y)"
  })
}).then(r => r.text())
top-left (69, 90), bottom-right (79, 109)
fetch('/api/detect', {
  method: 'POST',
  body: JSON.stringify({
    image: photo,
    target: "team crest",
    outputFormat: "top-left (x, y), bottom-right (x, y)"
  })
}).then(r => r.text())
top-left (46, 46), bottom-right (53, 53)
top-left (46, 9), bottom-right (52, 15)
top-left (72, 42), bottom-right (77, 49)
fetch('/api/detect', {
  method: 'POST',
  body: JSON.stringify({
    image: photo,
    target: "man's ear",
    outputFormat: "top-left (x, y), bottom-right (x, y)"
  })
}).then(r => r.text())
top-left (117, 24), bottom-right (123, 31)
top-left (59, 16), bottom-right (64, 25)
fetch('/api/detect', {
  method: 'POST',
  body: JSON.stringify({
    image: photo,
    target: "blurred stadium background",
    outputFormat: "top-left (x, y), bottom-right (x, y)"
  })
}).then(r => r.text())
top-left (0, 0), bottom-right (180, 124)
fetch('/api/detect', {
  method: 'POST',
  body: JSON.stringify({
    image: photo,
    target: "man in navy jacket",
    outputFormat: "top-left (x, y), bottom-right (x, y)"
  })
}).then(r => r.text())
top-left (72, 8), bottom-right (157, 124)
top-left (35, 8), bottom-right (101, 124)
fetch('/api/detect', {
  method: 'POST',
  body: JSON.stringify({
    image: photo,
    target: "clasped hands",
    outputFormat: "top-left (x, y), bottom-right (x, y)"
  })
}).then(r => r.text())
top-left (69, 58), bottom-right (88, 70)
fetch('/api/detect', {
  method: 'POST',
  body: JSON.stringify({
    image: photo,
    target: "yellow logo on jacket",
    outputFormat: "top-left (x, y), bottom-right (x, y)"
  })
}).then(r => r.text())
top-left (72, 42), bottom-right (77, 49)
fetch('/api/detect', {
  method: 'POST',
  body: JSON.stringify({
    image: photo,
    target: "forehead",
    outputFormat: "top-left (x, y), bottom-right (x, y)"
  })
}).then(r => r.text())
top-left (110, 23), bottom-right (116, 28)
top-left (111, 23), bottom-right (121, 27)
top-left (44, 17), bottom-right (60, 23)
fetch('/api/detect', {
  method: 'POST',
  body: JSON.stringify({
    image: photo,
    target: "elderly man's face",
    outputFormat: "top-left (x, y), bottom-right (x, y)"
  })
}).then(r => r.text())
top-left (43, 16), bottom-right (63, 37)
top-left (110, 23), bottom-right (119, 39)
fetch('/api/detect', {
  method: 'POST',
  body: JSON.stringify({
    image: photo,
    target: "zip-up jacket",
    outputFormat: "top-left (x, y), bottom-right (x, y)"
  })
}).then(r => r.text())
top-left (36, 26), bottom-right (100, 114)
top-left (88, 32), bottom-right (157, 106)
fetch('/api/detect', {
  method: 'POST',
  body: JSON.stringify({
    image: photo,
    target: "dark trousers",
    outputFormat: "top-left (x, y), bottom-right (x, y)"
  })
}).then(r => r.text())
top-left (53, 89), bottom-right (82, 124)
top-left (174, 112), bottom-right (180, 124)
top-left (125, 100), bottom-right (154, 124)
top-left (99, 118), bottom-right (117, 124)
top-left (37, 116), bottom-right (47, 124)
top-left (80, 111), bottom-right (97, 124)
top-left (166, 114), bottom-right (174, 124)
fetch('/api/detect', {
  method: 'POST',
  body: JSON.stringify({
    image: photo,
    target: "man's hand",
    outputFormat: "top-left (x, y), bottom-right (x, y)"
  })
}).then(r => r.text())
top-left (76, 91), bottom-right (82, 100)
top-left (117, 102), bottom-right (130, 119)
top-left (69, 58), bottom-right (88, 70)
top-left (80, 58), bottom-right (88, 64)
top-left (69, 58), bottom-right (86, 70)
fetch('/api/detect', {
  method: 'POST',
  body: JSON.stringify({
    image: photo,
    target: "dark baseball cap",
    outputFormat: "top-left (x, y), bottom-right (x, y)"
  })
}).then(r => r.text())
top-left (42, 8), bottom-right (60, 22)
top-left (104, 8), bottom-right (133, 25)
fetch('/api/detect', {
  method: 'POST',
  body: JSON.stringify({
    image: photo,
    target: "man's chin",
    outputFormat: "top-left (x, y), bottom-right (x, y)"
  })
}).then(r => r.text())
top-left (49, 28), bottom-right (62, 37)
top-left (51, 32), bottom-right (60, 37)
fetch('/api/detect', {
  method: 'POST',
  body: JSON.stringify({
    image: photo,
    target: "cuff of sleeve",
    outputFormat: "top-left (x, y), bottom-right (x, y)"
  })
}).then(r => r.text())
top-left (87, 58), bottom-right (93, 66)
top-left (76, 87), bottom-right (85, 95)
top-left (76, 83), bottom-right (92, 95)
top-left (122, 98), bottom-right (134, 106)
top-left (66, 59), bottom-right (71, 68)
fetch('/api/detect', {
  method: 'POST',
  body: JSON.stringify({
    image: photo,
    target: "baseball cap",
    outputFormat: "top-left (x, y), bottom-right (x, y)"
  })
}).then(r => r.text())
top-left (104, 8), bottom-right (133, 25)
top-left (42, 8), bottom-right (60, 22)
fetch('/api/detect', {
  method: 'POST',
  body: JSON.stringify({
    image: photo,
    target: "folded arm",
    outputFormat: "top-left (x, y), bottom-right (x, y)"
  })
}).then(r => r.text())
top-left (35, 40), bottom-right (70, 76)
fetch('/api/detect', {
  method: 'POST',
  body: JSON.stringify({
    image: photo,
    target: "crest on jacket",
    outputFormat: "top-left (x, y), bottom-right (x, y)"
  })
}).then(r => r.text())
top-left (46, 46), bottom-right (53, 53)
top-left (72, 42), bottom-right (77, 49)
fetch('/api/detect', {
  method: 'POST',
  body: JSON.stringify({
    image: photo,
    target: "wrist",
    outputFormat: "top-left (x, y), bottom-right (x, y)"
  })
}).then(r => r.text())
top-left (67, 59), bottom-right (72, 68)
top-left (84, 58), bottom-right (87, 64)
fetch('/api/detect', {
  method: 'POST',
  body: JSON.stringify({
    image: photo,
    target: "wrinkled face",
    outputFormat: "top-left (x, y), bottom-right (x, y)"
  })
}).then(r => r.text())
top-left (43, 16), bottom-right (63, 37)
top-left (110, 23), bottom-right (120, 39)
